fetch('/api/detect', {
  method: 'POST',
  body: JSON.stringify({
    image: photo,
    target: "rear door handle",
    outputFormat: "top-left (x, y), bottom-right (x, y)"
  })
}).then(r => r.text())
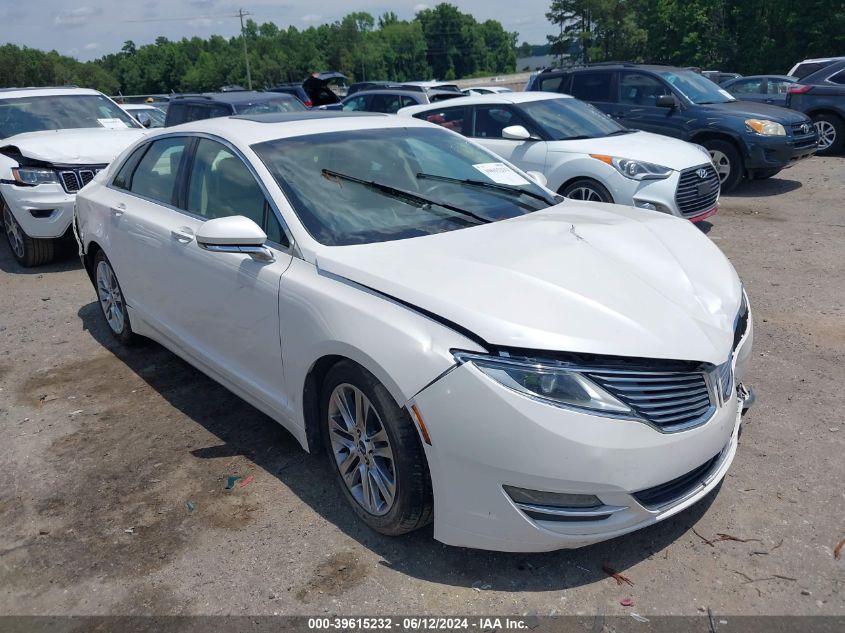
top-left (171, 228), bottom-right (194, 244)
top-left (110, 203), bottom-right (126, 218)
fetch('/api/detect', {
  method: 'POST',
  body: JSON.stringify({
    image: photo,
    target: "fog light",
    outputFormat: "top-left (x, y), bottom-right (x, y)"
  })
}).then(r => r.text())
top-left (29, 209), bottom-right (56, 219)
top-left (634, 202), bottom-right (657, 211)
top-left (503, 485), bottom-right (601, 508)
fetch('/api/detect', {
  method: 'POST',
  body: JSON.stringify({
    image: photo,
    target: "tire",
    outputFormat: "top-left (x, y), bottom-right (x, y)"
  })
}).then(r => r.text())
top-left (94, 250), bottom-right (136, 345)
top-left (320, 360), bottom-right (433, 535)
top-left (812, 113), bottom-right (844, 156)
top-left (2, 201), bottom-right (54, 267)
top-left (702, 139), bottom-right (743, 193)
top-left (559, 178), bottom-right (613, 203)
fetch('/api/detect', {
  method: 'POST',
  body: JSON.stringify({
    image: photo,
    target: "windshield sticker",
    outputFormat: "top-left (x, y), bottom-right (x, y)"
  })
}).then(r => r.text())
top-left (472, 162), bottom-right (529, 186)
top-left (97, 118), bottom-right (128, 129)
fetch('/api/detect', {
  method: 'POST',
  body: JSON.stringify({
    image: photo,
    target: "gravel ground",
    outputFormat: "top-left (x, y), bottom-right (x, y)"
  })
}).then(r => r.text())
top-left (1, 156), bottom-right (843, 618)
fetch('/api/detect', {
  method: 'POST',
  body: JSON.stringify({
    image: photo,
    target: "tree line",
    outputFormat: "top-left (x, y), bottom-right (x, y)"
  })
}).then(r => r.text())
top-left (0, 4), bottom-right (516, 96)
top-left (546, 0), bottom-right (845, 74)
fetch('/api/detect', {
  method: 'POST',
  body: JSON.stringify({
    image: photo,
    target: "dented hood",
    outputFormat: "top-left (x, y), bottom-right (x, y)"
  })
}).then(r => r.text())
top-left (1, 128), bottom-right (146, 165)
top-left (316, 202), bottom-right (743, 365)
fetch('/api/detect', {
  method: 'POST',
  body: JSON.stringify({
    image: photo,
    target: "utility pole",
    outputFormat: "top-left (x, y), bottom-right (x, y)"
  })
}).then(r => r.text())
top-left (239, 8), bottom-right (253, 90)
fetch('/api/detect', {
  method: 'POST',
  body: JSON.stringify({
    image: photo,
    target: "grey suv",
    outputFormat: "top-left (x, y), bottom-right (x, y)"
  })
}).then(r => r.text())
top-left (527, 64), bottom-right (818, 191)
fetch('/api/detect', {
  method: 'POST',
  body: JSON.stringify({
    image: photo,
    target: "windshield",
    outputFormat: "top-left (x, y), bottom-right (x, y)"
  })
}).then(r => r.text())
top-left (657, 70), bottom-right (736, 104)
top-left (128, 107), bottom-right (166, 127)
top-left (519, 98), bottom-right (626, 140)
top-left (234, 98), bottom-right (306, 115)
top-left (253, 127), bottom-right (555, 246)
top-left (0, 94), bottom-right (140, 139)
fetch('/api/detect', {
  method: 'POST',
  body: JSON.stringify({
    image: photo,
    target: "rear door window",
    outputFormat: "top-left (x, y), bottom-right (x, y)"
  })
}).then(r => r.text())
top-left (570, 72), bottom-right (614, 102)
top-left (369, 93), bottom-right (403, 113)
top-left (414, 107), bottom-right (469, 135)
top-left (727, 78), bottom-right (763, 94)
top-left (128, 137), bottom-right (189, 205)
top-left (828, 70), bottom-right (845, 85)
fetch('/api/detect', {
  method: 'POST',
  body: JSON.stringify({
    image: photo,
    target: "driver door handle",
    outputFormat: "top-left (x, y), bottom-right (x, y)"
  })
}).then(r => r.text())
top-left (110, 203), bottom-right (126, 218)
top-left (171, 228), bottom-right (194, 244)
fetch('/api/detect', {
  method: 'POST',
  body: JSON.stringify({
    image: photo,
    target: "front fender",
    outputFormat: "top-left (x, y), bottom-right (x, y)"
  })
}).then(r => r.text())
top-left (278, 258), bottom-right (487, 429)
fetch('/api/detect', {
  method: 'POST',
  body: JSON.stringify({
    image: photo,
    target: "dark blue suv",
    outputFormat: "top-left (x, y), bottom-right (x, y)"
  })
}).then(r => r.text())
top-left (527, 64), bottom-right (818, 191)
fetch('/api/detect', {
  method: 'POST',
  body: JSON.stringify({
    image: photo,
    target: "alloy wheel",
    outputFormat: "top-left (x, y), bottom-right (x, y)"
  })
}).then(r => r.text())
top-left (3, 204), bottom-right (25, 259)
top-left (708, 150), bottom-right (732, 184)
top-left (815, 120), bottom-right (837, 151)
top-left (565, 186), bottom-right (605, 202)
top-left (96, 259), bottom-right (126, 334)
top-left (327, 383), bottom-right (397, 516)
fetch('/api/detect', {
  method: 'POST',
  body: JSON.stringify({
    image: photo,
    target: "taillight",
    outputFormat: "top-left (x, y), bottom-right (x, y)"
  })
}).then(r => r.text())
top-left (787, 84), bottom-right (812, 94)
top-left (304, 100), bottom-right (313, 107)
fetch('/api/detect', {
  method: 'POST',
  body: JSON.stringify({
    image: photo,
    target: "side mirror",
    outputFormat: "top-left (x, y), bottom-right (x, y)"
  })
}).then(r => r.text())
top-left (526, 171), bottom-right (548, 188)
top-left (656, 95), bottom-right (678, 109)
top-left (136, 112), bottom-right (152, 128)
top-left (195, 216), bottom-right (274, 262)
top-left (501, 125), bottom-right (532, 141)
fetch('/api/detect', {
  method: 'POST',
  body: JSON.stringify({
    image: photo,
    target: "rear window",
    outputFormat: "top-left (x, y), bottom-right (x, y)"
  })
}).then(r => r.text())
top-left (538, 74), bottom-right (569, 93)
top-left (792, 62), bottom-right (831, 79)
top-left (570, 72), bottom-right (613, 102)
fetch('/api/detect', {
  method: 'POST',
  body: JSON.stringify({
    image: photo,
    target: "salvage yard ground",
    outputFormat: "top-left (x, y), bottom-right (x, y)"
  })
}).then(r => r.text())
top-left (1, 156), bottom-right (843, 616)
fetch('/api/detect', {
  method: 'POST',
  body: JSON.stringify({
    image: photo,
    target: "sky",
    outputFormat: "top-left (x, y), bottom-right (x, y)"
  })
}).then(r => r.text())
top-left (0, 0), bottom-right (555, 61)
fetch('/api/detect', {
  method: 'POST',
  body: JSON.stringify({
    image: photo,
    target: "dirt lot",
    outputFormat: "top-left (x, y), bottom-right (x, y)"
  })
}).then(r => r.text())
top-left (1, 156), bottom-right (843, 619)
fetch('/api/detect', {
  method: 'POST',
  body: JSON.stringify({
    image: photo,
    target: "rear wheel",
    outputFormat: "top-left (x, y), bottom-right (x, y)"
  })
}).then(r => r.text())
top-left (2, 201), bottom-right (54, 267)
top-left (559, 179), bottom-right (613, 203)
top-left (321, 361), bottom-right (433, 535)
top-left (94, 250), bottom-right (136, 345)
top-left (702, 139), bottom-right (743, 192)
top-left (812, 113), bottom-right (844, 156)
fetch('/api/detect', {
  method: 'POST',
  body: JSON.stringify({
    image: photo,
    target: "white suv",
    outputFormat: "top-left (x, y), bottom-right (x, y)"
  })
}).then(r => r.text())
top-left (400, 92), bottom-right (721, 223)
top-left (1, 87), bottom-right (145, 266)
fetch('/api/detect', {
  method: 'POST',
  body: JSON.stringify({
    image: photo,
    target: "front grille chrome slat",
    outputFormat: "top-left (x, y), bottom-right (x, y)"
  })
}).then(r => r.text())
top-left (588, 370), bottom-right (714, 432)
top-left (57, 165), bottom-right (104, 193)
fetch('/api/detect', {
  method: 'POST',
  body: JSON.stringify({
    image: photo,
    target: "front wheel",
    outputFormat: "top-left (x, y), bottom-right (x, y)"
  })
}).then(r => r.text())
top-left (813, 113), bottom-right (844, 156)
top-left (559, 179), bottom-right (613, 203)
top-left (94, 250), bottom-right (137, 345)
top-left (2, 201), bottom-right (54, 267)
top-left (321, 361), bottom-right (433, 535)
top-left (703, 139), bottom-right (743, 192)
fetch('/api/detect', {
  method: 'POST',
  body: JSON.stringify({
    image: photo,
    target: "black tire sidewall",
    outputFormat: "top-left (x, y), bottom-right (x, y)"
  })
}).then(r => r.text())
top-left (559, 178), bottom-right (614, 203)
top-left (320, 361), bottom-right (431, 535)
top-left (703, 139), bottom-right (743, 192)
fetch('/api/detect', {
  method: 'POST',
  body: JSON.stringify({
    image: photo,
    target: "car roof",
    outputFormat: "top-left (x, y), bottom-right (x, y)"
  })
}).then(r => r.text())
top-left (160, 111), bottom-right (435, 145)
top-left (172, 91), bottom-right (297, 104)
top-left (724, 75), bottom-right (797, 82)
top-left (0, 87), bottom-right (103, 99)
top-left (346, 89), bottom-right (424, 98)
top-left (800, 59), bottom-right (845, 83)
top-left (123, 103), bottom-right (159, 110)
top-left (397, 91), bottom-right (574, 117)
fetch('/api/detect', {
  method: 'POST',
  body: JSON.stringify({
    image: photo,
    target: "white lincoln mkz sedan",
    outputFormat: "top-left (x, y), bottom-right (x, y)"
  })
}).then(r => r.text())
top-left (75, 112), bottom-right (754, 552)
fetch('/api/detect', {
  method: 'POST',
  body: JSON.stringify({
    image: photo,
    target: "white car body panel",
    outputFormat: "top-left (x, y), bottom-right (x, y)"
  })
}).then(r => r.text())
top-left (399, 92), bottom-right (719, 220)
top-left (75, 114), bottom-right (753, 551)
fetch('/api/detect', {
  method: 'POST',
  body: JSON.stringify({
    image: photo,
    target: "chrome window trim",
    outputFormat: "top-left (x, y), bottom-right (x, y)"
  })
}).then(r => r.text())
top-left (513, 502), bottom-right (628, 519)
top-left (106, 130), bottom-right (300, 258)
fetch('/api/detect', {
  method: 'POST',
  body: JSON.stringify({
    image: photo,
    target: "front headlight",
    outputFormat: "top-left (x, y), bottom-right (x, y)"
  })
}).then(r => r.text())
top-left (745, 119), bottom-right (786, 136)
top-left (12, 167), bottom-right (59, 186)
top-left (590, 154), bottom-right (673, 180)
top-left (454, 352), bottom-right (632, 415)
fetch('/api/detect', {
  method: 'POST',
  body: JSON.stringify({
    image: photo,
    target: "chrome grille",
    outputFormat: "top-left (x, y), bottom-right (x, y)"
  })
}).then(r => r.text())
top-left (587, 370), bottom-right (714, 432)
top-left (791, 122), bottom-right (818, 150)
top-left (634, 449), bottom-right (722, 509)
top-left (675, 164), bottom-right (720, 218)
top-left (57, 166), bottom-right (103, 193)
top-left (716, 359), bottom-right (732, 401)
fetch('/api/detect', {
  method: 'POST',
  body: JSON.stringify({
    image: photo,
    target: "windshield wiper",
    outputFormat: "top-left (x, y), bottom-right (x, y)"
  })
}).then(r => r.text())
top-left (321, 169), bottom-right (491, 225)
top-left (558, 134), bottom-right (594, 141)
top-left (605, 129), bottom-right (635, 136)
top-left (415, 172), bottom-right (556, 205)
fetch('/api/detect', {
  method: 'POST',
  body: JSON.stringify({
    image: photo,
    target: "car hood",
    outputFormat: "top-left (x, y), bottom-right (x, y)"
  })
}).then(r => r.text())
top-left (315, 203), bottom-right (742, 365)
top-left (0, 128), bottom-right (146, 165)
top-left (698, 100), bottom-right (809, 123)
top-left (547, 131), bottom-right (710, 169)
